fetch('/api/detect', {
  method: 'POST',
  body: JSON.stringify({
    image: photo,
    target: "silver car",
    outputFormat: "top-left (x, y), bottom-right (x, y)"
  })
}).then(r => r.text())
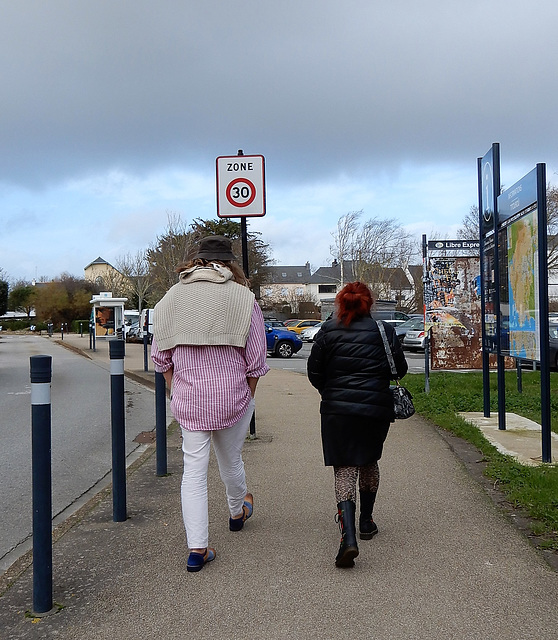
top-left (300, 322), bottom-right (323, 342)
top-left (402, 321), bottom-right (426, 351)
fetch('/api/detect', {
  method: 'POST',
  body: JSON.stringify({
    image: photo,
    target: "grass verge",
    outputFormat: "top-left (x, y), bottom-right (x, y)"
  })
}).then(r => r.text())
top-left (404, 370), bottom-right (558, 552)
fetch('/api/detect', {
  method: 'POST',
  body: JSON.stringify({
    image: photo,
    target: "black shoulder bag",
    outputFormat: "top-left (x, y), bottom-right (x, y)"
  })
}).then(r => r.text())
top-left (377, 320), bottom-right (415, 420)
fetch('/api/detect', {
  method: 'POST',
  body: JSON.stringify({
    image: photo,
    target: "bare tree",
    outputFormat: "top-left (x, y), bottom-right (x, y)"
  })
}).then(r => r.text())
top-left (545, 185), bottom-right (558, 270)
top-left (457, 205), bottom-right (480, 241)
top-left (331, 212), bottom-right (414, 300)
top-left (116, 250), bottom-right (153, 313)
top-left (330, 211), bottom-right (361, 287)
top-left (146, 213), bottom-right (195, 303)
top-left (284, 289), bottom-right (319, 316)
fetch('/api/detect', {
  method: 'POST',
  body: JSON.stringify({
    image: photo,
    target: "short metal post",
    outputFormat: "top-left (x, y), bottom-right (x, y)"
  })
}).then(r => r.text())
top-left (516, 359), bottom-right (523, 393)
top-left (109, 340), bottom-right (127, 522)
top-left (143, 333), bottom-right (149, 372)
top-left (60, 324), bottom-right (64, 340)
top-left (143, 310), bottom-right (150, 372)
top-left (249, 412), bottom-right (256, 439)
top-left (155, 372), bottom-right (167, 476)
top-left (30, 355), bottom-right (53, 615)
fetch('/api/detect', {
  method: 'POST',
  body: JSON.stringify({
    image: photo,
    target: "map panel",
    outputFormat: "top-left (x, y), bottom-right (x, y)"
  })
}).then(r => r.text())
top-left (507, 209), bottom-right (539, 360)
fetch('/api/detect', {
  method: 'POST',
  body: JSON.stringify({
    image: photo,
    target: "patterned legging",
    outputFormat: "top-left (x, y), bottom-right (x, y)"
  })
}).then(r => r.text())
top-left (334, 462), bottom-right (380, 503)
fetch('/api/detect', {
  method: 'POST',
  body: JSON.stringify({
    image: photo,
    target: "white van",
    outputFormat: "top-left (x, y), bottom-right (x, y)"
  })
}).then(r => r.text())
top-left (140, 309), bottom-right (155, 341)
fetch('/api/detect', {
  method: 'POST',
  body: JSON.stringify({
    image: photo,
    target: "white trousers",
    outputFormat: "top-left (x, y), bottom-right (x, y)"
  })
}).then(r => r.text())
top-left (180, 398), bottom-right (255, 549)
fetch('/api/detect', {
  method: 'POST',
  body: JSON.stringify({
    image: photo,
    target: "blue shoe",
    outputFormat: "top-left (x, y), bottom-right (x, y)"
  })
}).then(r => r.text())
top-left (229, 493), bottom-right (254, 531)
top-left (187, 547), bottom-right (216, 573)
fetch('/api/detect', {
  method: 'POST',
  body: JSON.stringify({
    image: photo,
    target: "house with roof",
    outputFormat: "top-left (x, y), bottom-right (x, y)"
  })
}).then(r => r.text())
top-left (84, 257), bottom-right (127, 294)
top-left (307, 260), bottom-right (419, 310)
top-left (259, 263), bottom-right (313, 316)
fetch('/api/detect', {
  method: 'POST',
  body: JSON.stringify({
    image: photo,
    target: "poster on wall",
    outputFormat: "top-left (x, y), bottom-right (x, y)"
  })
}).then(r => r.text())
top-left (424, 257), bottom-right (467, 328)
top-left (95, 306), bottom-right (115, 337)
top-left (424, 253), bottom-right (482, 369)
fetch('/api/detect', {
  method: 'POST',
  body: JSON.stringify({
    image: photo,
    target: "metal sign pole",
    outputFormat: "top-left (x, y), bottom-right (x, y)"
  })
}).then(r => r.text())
top-left (422, 234), bottom-right (430, 394)
top-left (478, 157), bottom-right (491, 417)
top-left (536, 164), bottom-right (552, 462)
top-left (236, 151), bottom-right (256, 438)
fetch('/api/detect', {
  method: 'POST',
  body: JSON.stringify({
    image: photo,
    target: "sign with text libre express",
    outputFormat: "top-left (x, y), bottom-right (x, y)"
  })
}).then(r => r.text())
top-left (216, 155), bottom-right (266, 217)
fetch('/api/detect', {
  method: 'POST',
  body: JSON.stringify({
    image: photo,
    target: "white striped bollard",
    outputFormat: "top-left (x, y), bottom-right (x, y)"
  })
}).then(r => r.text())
top-left (109, 340), bottom-right (127, 522)
top-left (30, 355), bottom-right (54, 615)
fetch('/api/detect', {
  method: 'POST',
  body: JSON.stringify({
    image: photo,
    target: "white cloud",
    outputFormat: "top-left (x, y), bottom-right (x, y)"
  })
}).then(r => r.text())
top-left (2, 2), bottom-right (558, 281)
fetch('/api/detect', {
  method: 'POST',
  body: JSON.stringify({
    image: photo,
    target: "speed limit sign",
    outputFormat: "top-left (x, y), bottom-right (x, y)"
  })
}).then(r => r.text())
top-left (216, 154), bottom-right (266, 217)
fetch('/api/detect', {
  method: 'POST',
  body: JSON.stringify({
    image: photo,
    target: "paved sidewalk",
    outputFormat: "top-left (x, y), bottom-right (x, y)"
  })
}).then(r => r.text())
top-left (1, 334), bottom-right (557, 639)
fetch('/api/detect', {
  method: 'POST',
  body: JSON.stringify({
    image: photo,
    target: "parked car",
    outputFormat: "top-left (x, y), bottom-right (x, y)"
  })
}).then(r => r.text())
top-left (519, 322), bottom-right (558, 370)
top-left (140, 308), bottom-right (155, 343)
top-left (402, 321), bottom-right (426, 351)
top-left (265, 320), bottom-right (286, 328)
top-left (125, 321), bottom-right (142, 343)
top-left (285, 319), bottom-right (322, 334)
top-left (395, 317), bottom-right (424, 344)
top-left (265, 323), bottom-right (303, 358)
top-left (300, 322), bottom-right (323, 342)
top-left (371, 310), bottom-right (411, 327)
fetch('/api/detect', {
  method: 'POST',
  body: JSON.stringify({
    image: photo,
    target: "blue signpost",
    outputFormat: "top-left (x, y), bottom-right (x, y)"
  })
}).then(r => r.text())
top-left (478, 144), bottom-right (503, 423)
top-left (480, 153), bottom-right (552, 463)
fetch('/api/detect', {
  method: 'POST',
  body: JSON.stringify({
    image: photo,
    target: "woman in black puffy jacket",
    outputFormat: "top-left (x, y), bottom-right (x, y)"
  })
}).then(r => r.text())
top-left (307, 281), bottom-right (408, 568)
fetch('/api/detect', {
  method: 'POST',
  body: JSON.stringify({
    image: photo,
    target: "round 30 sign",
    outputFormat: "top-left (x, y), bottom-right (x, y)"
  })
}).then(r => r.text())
top-left (216, 154), bottom-right (266, 217)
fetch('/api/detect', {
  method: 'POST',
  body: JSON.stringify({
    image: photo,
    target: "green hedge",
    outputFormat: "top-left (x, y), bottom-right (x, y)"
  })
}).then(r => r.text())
top-left (0, 320), bottom-right (47, 331)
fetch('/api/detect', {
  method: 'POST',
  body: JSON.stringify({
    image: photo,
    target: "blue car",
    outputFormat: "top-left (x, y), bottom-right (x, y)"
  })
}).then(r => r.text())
top-left (264, 323), bottom-right (303, 358)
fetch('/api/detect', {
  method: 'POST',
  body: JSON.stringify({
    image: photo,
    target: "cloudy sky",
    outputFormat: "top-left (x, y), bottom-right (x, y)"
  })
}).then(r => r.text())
top-left (2, 0), bottom-right (558, 283)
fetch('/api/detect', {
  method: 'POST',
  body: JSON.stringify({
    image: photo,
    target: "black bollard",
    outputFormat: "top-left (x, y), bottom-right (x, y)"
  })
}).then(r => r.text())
top-left (30, 355), bottom-right (53, 615)
top-left (143, 334), bottom-right (149, 372)
top-left (155, 372), bottom-right (167, 476)
top-left (109, 340), bottom-right (127, 522)
top-left (249, 412), bottom-right (256, 439)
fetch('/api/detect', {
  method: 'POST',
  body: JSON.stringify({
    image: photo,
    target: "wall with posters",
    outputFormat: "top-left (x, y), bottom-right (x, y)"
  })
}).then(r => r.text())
top-left (425, 256), bottom-right (483, 369)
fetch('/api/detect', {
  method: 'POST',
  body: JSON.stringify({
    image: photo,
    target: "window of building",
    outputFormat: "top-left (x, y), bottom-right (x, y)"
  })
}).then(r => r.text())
top-left (318, 284), bottom-right (336, 294)
top-left (281, 288), bottom-right (288, 296)
top-left (295, 287), bottom-right (304, 295)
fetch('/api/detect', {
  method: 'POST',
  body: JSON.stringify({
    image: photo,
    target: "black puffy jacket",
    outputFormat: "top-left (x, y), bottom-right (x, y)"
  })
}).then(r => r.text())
top-left (307, 315), bottom-right (408, 423)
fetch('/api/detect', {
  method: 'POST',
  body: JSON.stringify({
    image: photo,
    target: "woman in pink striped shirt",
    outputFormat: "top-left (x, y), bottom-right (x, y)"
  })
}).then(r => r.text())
top-left (151, 236), bottom-right (269, 573)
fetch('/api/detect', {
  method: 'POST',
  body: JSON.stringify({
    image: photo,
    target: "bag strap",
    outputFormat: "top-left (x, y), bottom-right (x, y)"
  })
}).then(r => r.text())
top-left (377, 320), bottom-right (398, 379)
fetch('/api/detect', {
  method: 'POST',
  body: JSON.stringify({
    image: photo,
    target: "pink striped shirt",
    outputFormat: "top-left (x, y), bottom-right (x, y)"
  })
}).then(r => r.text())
top-left (151, 301), bottom-right (269, 431)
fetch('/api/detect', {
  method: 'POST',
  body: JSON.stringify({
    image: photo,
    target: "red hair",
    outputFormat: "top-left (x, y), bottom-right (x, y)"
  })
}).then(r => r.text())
top-left (335, 282), bottom-right (374, 326)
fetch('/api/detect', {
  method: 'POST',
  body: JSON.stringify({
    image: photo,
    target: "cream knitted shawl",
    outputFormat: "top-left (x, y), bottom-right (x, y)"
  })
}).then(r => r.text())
top-left (152, 264), bottom-right (255, 351)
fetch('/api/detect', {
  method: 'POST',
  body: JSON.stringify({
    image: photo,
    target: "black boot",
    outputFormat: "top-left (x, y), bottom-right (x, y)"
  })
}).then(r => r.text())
top-left (359, 490), bottom-right (378, 540)
top-left (335, 500), bottom-right (359, 568)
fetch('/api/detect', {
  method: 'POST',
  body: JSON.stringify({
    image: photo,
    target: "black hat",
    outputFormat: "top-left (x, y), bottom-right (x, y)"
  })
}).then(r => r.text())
top-left (194, 236), bottom-right (236, 261)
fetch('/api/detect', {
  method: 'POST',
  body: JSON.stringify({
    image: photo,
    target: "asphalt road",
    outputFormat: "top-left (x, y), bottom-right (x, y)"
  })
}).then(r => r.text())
top-left (266, 341), bottom-right (426, 374)
top-left (0, 334), bottom-right (158, 571)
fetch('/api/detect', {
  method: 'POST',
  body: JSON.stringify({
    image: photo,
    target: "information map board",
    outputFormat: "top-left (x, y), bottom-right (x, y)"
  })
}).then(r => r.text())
top-left (496, 168), bottom-right (541, 361)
